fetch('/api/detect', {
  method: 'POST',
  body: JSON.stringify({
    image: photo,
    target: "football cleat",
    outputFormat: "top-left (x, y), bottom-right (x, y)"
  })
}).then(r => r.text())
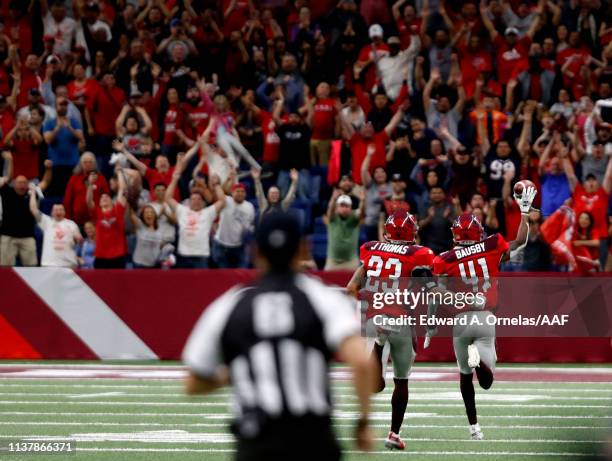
top-left (467, 344), bottom-right (480, 369)
top-left (385, 431), bottom-right (406, 450)
top-left (469, 423), bottom-right (484, 440)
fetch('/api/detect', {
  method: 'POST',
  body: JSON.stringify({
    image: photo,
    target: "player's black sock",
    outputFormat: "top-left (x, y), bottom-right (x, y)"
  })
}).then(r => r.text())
top-left (391, 378), bottom-right (408, 434)
top-left (460, 373), bottom-right (477, 425)
top-left (476, 361), bottom-right (494, 390)
top-left (372, 342), bottom-right (385, 393)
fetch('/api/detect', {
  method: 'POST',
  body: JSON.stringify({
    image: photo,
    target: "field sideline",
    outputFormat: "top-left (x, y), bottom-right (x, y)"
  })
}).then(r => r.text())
top-left (0, 362), bottom-right (610, 461)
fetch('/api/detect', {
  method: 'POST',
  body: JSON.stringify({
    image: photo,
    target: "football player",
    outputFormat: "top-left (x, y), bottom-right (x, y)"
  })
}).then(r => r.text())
top-left (432, 185), bottom-right (537, 440)
top-left (347, 209), bottom-right (435, 450)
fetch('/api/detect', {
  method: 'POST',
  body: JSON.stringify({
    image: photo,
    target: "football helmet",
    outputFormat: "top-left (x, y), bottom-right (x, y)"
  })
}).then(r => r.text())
top-left (452, 213), bottom-right (485, 245)
top-left (384, 209), bottom-right (418, 244)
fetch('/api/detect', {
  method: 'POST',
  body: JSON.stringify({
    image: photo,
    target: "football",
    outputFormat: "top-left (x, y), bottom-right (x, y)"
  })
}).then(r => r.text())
top-left (513, 179), bottom-right (536, 198)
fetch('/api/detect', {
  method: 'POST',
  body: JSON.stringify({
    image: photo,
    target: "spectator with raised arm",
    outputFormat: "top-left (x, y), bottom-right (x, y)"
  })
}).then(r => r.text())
top-left (29, 185), bottom-right (82, 268)
top-left (252, 167), bottom-right (298, 221)
top-left (211, 179), bottom-right (255, 268)
top-left (129, 205), bottom-right (167, 269)
top-left (86, 167), bottom-right (128, 269)
top-left (324, 188), bottom-right (364, 270)
top-left (165, 160), bottom-right (226, 268)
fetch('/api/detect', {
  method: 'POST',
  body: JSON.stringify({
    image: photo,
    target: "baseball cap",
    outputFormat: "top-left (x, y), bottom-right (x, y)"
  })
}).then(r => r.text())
top-left (170, 18), bottom-right (181, 28)
top-left (255, 212), bottom-right (302, 271)
top-left (29, 88), bottom-right (41, 96)
top-left (391, 173), bottom-right (404, 182)
top-left (387, 36), bottom-right (400, 45)
top-left (231, 183), bottom-right (246, 192)
top-left (46, 54), bottom-right (61, 64)
top-left (504, 27), bottom-right (519, 36)
top-left (337, 194), bottom-right (352, 206)
top-left (369, 24), bottom-right (383, 39)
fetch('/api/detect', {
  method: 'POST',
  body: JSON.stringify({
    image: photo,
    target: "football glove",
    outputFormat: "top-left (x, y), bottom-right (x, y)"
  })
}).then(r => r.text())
top-left (514, 185), bottom-right (537, 215)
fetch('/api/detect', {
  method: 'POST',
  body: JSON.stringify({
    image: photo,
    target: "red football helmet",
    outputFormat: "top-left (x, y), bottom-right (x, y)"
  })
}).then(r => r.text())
top-left (452, 213), bottom-right (485, 245)
top-left (384, 209), bottom-right (418, 243)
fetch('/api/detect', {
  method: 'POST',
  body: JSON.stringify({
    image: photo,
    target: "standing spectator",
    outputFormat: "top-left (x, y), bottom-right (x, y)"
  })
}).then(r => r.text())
top-left (418, 186), bottom-right (454, 254)
top-left (43, 97), bottom-right (85, 196)
top-left (276, 111), bottom-right (312, 201)
top-left (148, 183), bottom-right (176, 245)
top-left (3, 116), bottom-right (43, 180)
top-left (342, 105), bottom-right (405, 186)
top-left (86, 169), bottom-right (128, 269)
top-left (87, 71), bottom-right (126, 177)
top-left (41, 0), bottom-right (77, 58)
top-left (324, 189), bottom-right (364, 270)
top-left (29, 188), bottom-right (82, 268)
top-left (129, 205), bottom-right (165, 268)
top-left (64, 152), bottom-right (110, 227)
top-left (423, 69), bottom-right (466, 147)
top-left (252, 167), bottom-right (298, 221)
top-left (165, 164), bottom-right (226, 269)
top-left (306, 82), bottom-right (337, 166)
top-left (539, 136), bottom-right (573, 217)
top-left (565, 148), bottom-right (612, 268)
top-left (212, 182), bottom-right (255, 268)
top-left (77, 221), bottom-right (96, 268)
top-left (0, 152), bottom-right (38, 266)
top-left (378, 34), bottom-right (420, 100)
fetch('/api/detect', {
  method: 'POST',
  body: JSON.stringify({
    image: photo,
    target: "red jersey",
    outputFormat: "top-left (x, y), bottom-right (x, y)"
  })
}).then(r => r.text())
top-left (493, 35), bottom-right (530, 85)
top-left (572, 184), bottom-right (609, 237)
top-left (311, 98), bottom-right (337, 141)
top-left (350, 131), bottom-right (389, 185)
top-left (162, 104), bottom-right (186, 146)
top-left (67, 79), bottom-right (99, 109)
top-left (10, 138), bottom-right (39, 179)
top-left (93, 201), bottom-right (127, 259)
top-left (184, 99), bottom-right (212, 137)
top-left (89, 86), bottom-right (125, 136)
top-left (360, 241), bottom-right (435, 319)
top-left (433, 234), bottom-right (509, 310)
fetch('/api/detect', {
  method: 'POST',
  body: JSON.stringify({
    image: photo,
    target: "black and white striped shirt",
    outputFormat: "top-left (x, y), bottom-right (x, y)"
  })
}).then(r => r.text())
top-left (182, 273), bottom-right (359, 438)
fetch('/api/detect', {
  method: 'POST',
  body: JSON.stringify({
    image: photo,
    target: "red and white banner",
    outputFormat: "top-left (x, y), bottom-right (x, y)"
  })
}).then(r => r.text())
top-left (0, 268), bottom-right (610, 362)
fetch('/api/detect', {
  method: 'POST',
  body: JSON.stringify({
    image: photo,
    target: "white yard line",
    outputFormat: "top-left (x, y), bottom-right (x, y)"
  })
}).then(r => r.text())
top-left (1, 411), bottom-right (611, 420)
top-left (0, 421), bottom-right (607, 430)
top-left (0, 400), bottom-right (609, 409)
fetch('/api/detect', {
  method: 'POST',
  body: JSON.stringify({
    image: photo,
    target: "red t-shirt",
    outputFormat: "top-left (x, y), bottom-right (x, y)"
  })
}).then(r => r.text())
top-left (350, 131), bottom-right (389, 185)
top-left (0, 108), bottom-right (15, 147)
top-left (493, 35), bottom-right (530, 84)
top-left (433, 233), bottom-right (510, 309)
top-left (18, 67), bottom-right (42, 109)
top-left (458, 43), bottom-right (492, 97)
top-left (572, 184), bottom-right (609, 237)
top-left (67, 79), bottom-right (99, 109)
top-left (0, 64), bottom-right (11, 97)
top-left (93, 201), bottom-right (127, 259)
top-left (311, 98), bottom-right (337, 141)
top-left (184, 101), bottom-right (212, 137)
top-left (222, 0), bottom-right (250, 35)
top-left (396, 17), bottom-right (422, 49)
top-left (144, 166), bottom-right (179, 200)
top-left (89, 86), bottom-right (126, 136)
top-left (162, 104), bottom-right (185, 146)
top-left (64, 173), bottom-right (110, 226)
top-left (261, 110), bottom-right (280, 163)
top-left (11, 138), bottom-right (39, 179)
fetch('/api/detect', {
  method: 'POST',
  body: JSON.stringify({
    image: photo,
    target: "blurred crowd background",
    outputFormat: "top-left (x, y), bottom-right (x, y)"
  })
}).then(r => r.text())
top-left (0, 0), bottom-right (611, 272)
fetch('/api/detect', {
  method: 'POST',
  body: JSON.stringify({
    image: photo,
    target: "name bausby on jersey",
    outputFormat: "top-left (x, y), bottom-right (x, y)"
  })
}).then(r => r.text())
top-left (454, 242), bottom-right (486, 260)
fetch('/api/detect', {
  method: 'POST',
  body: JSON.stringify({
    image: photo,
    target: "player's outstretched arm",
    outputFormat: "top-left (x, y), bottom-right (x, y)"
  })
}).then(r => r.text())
top-left (508, 186), bottom-right (537, 259)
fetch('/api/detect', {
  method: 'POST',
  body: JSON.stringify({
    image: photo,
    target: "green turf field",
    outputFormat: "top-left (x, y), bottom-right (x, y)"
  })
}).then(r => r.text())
top-left (0, 364), bottom-right (610, 461)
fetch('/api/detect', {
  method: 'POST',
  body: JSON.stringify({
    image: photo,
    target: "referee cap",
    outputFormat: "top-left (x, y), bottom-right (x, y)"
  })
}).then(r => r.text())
top-left (256, 212), bottom-right (301, 271)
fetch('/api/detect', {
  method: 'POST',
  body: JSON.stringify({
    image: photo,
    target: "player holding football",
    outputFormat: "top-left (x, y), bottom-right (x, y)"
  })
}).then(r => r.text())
top-left (432, 182), bottom-right (537, 440)
top-left (347, 208), bottom-right (436, 450)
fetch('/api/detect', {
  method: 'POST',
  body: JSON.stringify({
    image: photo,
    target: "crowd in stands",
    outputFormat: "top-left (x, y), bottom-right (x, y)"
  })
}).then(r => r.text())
top-left (0, 0), bottom-right (611, 272)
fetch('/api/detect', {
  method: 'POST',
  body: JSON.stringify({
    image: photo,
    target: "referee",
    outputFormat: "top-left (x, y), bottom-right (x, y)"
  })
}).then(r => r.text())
top-left (183, 212), bottom-right (375, 461)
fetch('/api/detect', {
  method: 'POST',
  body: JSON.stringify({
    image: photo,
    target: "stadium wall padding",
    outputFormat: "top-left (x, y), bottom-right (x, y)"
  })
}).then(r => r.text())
top-left (0, 268), bottom-right (610, 362)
